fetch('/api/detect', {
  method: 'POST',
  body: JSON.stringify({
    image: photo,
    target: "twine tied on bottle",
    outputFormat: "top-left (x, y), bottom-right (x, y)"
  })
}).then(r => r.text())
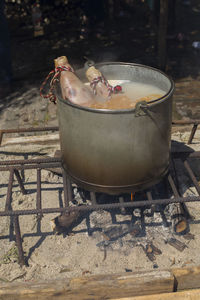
top-left (40, 65), bottom-right (74, 104)
top-left (90, 75), bottom-right (122, 97)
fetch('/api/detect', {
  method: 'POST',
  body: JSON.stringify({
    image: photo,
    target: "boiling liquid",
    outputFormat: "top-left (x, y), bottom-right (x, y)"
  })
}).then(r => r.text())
top-left (86, 80), bottom-right (166, 110)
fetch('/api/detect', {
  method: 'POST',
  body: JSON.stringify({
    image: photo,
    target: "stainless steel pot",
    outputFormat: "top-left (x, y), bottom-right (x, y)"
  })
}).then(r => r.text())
top-left (56, 62), bottom-right (174, 194)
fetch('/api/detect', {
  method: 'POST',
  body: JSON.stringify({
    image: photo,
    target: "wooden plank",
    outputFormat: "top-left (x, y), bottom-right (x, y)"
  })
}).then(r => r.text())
top-left (0, 270), bottom-right (174, 300)
top-left (68, 270), bottom-right (174, 298)
top-left (0, 288), bottom-right (199, 300)
top-left (1, 133), bottom-right (60, 146)
top-left (172, 266), bottom-right (200, 291)
top-left (1, 266), bottom-right (200, 299)
top-left (112, 288), bottom-right (200, 300)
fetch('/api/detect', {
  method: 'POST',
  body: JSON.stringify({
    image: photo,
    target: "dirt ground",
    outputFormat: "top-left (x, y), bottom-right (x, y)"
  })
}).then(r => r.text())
top-left (0, 0), bottom-right (200, 285)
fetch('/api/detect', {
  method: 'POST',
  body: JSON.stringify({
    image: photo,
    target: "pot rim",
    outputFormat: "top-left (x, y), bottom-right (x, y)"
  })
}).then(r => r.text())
top-left (57, 61), bottom-right (174, 114)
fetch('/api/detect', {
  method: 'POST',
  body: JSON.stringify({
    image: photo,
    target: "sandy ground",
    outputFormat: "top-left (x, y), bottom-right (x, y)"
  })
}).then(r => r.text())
top-left (0, 128), bottom-right (200, 284)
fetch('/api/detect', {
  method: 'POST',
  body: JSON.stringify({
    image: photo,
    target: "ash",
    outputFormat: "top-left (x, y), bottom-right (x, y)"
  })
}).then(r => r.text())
top-left (0, 129), bottom-right (200, 283)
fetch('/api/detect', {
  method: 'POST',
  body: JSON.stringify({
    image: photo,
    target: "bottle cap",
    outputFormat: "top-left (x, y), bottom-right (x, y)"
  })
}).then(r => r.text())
top-left (86, 66), bottom-right (102, 82)
top-left (54, 56), bottom-right (68, 67)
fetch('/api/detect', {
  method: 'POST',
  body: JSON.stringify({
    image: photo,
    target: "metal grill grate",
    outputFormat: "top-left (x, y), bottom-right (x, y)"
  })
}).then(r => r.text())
top-left (0, 122), bottom-right (200, 266)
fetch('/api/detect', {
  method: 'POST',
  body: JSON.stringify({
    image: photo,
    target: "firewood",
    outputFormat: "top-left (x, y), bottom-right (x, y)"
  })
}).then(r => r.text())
top-left (150, 243), bottom-right (162, 255)
top-left (140, 244), bottom-right (156, 262)
top-left (171, 203), bottom-right (188, 234)
top-left (50, 209), bottom-right (85, 234)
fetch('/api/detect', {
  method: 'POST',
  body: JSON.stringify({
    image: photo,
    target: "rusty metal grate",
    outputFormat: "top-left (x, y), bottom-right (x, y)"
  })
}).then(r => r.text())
top-left (172, 119), bottom-right (200, 144)
top-left (0, 121), bottom-right (200, 266)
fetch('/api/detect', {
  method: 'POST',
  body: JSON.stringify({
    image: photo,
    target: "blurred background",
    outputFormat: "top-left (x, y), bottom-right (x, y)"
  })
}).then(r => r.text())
top-left (2, 0), bottom-right (200, 86)
top-left (0, 0), bottom-right (200, 126)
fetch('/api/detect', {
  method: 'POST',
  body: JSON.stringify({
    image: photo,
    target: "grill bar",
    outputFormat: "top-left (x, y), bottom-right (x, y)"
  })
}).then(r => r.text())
top-left (90, 192), bottom-right (97, 205)
top-left (67, 177), bottom-right (73, 205)
top-left (168, 174), bottom-right (179, 197)
top-left (14, 169), bottom-right (27, 195)
top-left (62, 168), bottom-right (69, 207)
top-left (146, 190), bottom-right (169, 228)
top-left (0, 195), bottom-right (200, 217)
top-left (172, 120), bottom-right (199, 144)
top-left (188, 123), bottom-right (198, 144)
top-left (13, 216), bottom-right (26, 266)
top-left (119, 196), bottom-right (126, 214)
top-left (5, 168), bottom-right (14, 211)
top-left (146, 191), bottom-right (153, 201)
top-left (36, 168), bottom-right (43, 220)
top-left (0, 157), bottom-right (61, 166)
top-left (184, 160), bottom-right (200, 196)
top-left (0, 162), bottom-right (61, 171)
top-left (172, 120), bottom-right (200, 125)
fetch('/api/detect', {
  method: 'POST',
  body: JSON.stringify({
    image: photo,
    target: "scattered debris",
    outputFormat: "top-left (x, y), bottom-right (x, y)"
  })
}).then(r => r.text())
top-left (103, 245), bottom-right (107, 262)
top-left (139, 242), bottom-right (162, 262)
top-left (102, 225), bottom-right (129, 241)
top-left (50, 208), bottom-right (85, 234)
top-left (182, 259), bottom-right (194, 267)
top-left (166, 238), bottom-right (187, 252)
top-left (101, 232), bottom-right (110, 241)
top-left (170, 257), bottom-right (176, 266)
top-left (82, 270), bottom-right (92, 276)
top-left (149, 243), bottom-right (162, 255)
top-left (125, 268), bottom-right (132, 272)
top-left (0, 277), bottom-right (9, 283)
top-left (96, 241), bottom-right (111, 249)
top-left (182, 233), bottom-right (195, 240)
top-left (153, 263), bottom-right (159, 269)
top-left (1, 246), bottom-right (19, 264)
top-left (145, 250), bottom-right (156, 262)
top-left (9, 271), bottom-right (27, 282)
top-left (59, 267), bottom-right (71, 273)
top-left (129, 224), bottom-right (142, 237)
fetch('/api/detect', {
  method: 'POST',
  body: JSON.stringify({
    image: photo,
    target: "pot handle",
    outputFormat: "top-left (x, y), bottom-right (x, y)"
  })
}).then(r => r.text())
top-left (135, 101), bottom-right (148, 117)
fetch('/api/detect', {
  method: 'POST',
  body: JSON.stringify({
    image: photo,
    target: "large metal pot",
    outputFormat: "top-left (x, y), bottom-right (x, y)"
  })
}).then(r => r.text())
top-left (56, 62), bottom-right (174, 194)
